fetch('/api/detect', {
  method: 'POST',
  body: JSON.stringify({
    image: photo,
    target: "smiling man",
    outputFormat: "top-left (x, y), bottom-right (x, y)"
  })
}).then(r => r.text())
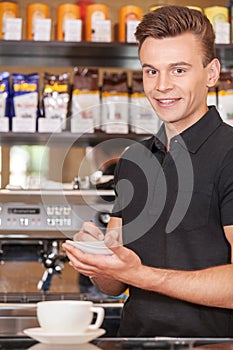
top-left (141, 34), bottom-right (217, 137)
top-left (63, 6), bottom-right (233, 337)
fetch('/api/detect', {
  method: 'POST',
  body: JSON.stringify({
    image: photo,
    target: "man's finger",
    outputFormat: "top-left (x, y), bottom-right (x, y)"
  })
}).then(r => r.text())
top-left (104, 230), bottom-right (121, 248)
top-left (82, 222), bottom-right (105, 240)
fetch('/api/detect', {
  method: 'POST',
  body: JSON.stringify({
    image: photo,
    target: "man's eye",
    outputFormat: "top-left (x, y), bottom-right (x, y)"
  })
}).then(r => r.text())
top-left (147, 69), bottom-right (157, 75)
top-left (174, 68), bottom-right (185, 74)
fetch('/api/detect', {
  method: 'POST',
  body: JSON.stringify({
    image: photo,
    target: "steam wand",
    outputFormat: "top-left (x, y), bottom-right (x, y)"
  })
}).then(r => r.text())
top-left (37, 241), bottom-right (68, 292)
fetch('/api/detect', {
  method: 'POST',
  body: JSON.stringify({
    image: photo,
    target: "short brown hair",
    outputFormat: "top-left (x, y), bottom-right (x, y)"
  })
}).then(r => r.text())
top-left (135, 6), bottom-right (216, 67)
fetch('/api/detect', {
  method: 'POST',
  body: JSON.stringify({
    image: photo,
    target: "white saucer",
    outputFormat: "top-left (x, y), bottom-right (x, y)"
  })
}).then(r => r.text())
top-left (23, 327), bottom-right (105, 344)
top-left (66, 240), bottom-right (113, 255)
top-left (28, 341), bottom-right (101, 350)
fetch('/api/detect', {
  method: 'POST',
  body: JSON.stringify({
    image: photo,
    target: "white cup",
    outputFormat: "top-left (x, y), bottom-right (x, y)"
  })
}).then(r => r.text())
top-left (37, 300), bottom-right (105, 334)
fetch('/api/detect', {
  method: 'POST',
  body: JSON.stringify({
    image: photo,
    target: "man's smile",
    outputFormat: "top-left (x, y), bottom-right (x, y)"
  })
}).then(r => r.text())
top-left (155, 98), bottom-right (182, 106)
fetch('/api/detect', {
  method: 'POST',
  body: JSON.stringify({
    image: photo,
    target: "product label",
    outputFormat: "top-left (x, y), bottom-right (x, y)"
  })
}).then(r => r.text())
top-left (207, 91), bottom-right (217, 107)
top-left (13, 92), bottom-right (38, 118)
top-left (64, 19), bottom-right (82, 41)
top-left (91, 19), bottom-right (111, 42)
top-left (33, 18), bottom-right (51, 41)
top-left (90, 11), bottom-right (110, 42)
top-left (215, 22), bottom-right (230, 44)
top-left (130, 94), bottom-right (158, 134)
top-left (218, 90), bottom-right (233, 125)
top-left (32, 10), bottom-right (46, 34)
top-left (126, 20), bottom-right (140, 43)
top-left (12, 117), bottom-right (36, 132)
top-left (2, 10), bottom-right (16, 34)
top-left (3, 18), bottom-right (22, 40)
top-left (62, 11), bottom-right (76, 31)
top-left (71, 92), bottom-right (100, 132)
top-left (0, 93), bottom-right (7, 118)
top-left (102, 94), bottom-right (129, 133)
top-left (38, 118), bottom-right (62, 133)
top-left (44, 92), bottom-right (69, 130)
top-left (0, 117), bottom-right (9, 132)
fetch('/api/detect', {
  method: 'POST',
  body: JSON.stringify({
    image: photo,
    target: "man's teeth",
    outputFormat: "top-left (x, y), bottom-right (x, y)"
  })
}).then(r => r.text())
top-left (159, 99), bottom-right (176, 104)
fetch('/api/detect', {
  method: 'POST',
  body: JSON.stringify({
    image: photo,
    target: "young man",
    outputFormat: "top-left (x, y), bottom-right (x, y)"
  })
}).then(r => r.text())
top-left (63, 6), bottom-right (233, 337)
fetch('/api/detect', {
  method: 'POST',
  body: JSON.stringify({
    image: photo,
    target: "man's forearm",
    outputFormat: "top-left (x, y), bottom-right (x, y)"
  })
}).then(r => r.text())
top-left (130, 263), bottom-right (233, 309)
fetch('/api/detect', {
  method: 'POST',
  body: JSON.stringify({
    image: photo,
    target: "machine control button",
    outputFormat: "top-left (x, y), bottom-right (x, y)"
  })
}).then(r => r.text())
top-left (55, 207), bottom-right (62, 215)
top-left (63, 206), bottom-right (71, 215)
top-left (47, 218), bottom-right (56, 226)
top-left (46, 206), bottom-right (54, 216)
top-left (20, 217), bottom-right (29, 226)
top-left (63, 218), bottom-right (72, 226)
top-left (98, 212), bottom-right (111, 226)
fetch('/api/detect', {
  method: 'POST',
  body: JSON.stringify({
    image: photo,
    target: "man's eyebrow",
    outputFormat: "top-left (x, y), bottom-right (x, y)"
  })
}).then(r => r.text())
top-left (142, 63), bottom-right (155, 69)
top-left (142, 62), bottom-right (192, 69)
top-left (169, 62), bottom-right (192, 67)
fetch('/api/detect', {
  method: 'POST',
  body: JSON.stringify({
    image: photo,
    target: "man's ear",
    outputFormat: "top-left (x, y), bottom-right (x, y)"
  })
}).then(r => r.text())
top-left (206, 58), bottom-right (221, 88)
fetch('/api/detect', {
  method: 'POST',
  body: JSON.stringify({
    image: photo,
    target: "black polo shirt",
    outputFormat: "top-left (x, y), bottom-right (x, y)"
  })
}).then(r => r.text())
top-left (112, 106), bottom-right (233, 337)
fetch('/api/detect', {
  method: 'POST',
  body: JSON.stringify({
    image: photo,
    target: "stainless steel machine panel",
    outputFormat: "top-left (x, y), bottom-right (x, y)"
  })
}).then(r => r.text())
top-left (0, 189), bottom-right (119, 328)
top-left (0, 190), bottom-right (114, 239)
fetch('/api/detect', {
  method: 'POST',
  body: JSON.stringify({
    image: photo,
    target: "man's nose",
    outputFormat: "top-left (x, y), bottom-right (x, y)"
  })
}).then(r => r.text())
top-left (156, 72), bottom-right (173, 92)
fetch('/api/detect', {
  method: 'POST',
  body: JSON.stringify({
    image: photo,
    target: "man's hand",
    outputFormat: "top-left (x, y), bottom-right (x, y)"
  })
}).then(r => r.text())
top-left (63, 217), bottom-right (136, 296)
top-left (63, 230), bottom-right (142, 284)
top-left (73, 221), bottom-right (105, 242)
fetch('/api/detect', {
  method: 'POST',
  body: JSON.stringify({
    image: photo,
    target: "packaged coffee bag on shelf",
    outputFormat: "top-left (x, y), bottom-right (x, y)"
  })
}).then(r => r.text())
top-left (0, 71), bottom-right (10, 131)
top-left (71, 67), bottom-right (100, 133)
top-left (101, 71), bottom-right (129, 134)
top-left (207, 86), bottom-right (218, 108)
top-left (26, 3), bottom-right (50, 40)
top-left (130, 71), bottom-right (159, 134)
top-left (218, 70), bottom-right (233, 126)
top-left (57, 4), bottom-right (82, 41)
top-left (204, 6), bottom-right (230, 44)
top-left (85, 4), bottom-right (111, 42)
top-left (40, 72), bottom-right (71, 132)
top-left (11, 73), bottom-right (39, 132)
top-left (118, 5), bottom-right (142, 43)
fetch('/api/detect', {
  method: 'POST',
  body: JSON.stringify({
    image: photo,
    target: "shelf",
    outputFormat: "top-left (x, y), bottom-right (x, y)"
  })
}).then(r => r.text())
top-left (0, 41), bottom-right (232, 69)
top-left (215, 44), bottom-right (233, 69)
top-left (0, 131), bottom-right (151, 147)
top-left (0, 40), bottom-right (140, 69)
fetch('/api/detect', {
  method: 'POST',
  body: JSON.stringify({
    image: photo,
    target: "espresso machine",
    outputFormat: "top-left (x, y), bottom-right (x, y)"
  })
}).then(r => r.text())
top-left (0, 189), bottom-right (122, 337)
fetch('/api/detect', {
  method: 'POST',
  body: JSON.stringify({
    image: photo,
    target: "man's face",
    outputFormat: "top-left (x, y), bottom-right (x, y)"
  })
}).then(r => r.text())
top-left (139, 32), bottom-right (217, 133)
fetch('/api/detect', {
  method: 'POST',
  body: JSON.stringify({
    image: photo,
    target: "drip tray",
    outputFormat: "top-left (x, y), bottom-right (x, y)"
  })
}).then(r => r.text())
top-left (0, 303), bottom-right (36, 316)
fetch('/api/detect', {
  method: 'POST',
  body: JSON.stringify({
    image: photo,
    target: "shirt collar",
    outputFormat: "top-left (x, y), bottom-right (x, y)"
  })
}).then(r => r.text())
top-left (153, 106), bottom-right (223, 154)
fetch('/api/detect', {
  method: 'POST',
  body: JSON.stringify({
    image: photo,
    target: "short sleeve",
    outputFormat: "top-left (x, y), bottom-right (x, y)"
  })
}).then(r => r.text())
top-left (111, 157), bottom-right (122, 218)
top-left (218, 148), bottom-right (233, 226)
